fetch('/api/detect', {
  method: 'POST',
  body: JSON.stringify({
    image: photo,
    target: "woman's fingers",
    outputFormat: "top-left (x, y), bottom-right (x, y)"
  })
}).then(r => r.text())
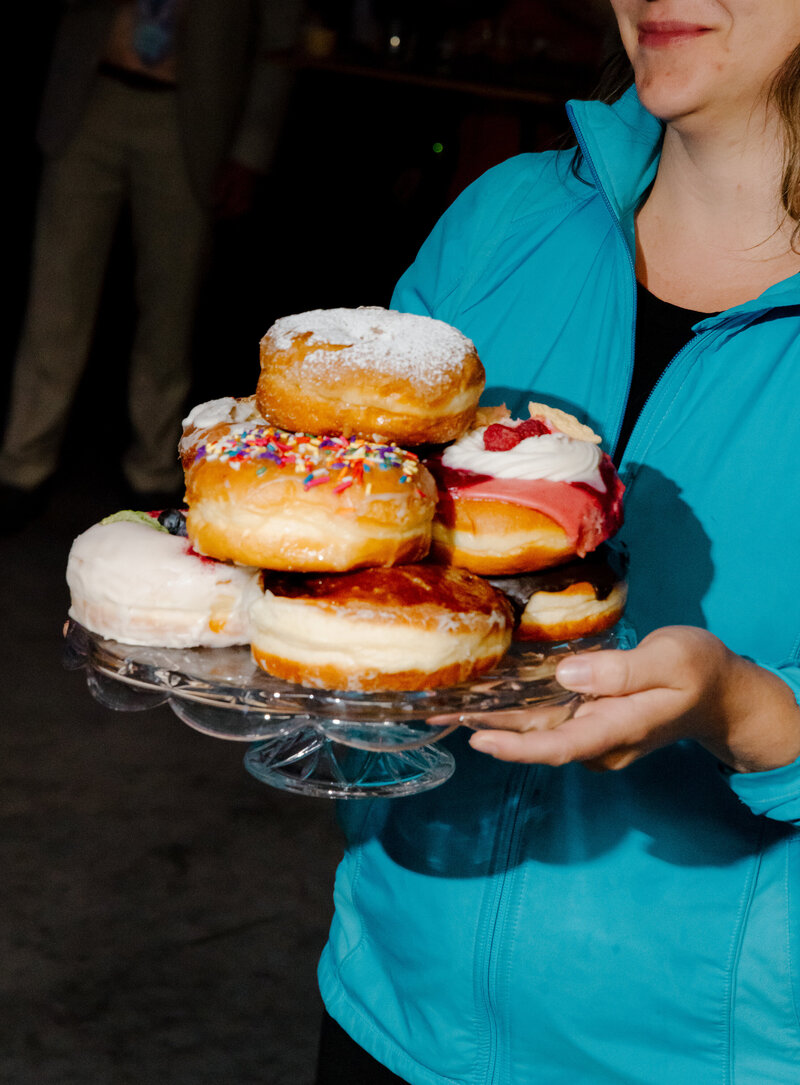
top-left (468, 711), bottom-right (633, 765)
top-left (467, 686), bottom-right (690, 767)
top-left (440, 626), bottom-right (798, 773)
top-left (555, 648), bottom-right (639, 695)
top-left (432, 627), bottom-right (747, 769)
top-left (556, 626), bottom-right (728, 700)
top-left (556, 630), bottom-right (691, 696)
top-left (430, 698), bottom-right (579, 734)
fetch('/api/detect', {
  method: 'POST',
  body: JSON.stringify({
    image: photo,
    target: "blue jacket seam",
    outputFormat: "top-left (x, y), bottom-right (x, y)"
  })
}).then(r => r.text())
top-left (472, 766), bottom-right (530, 1085)
top-left (787, 834), bottom-right (800, 1031)
top-left (333, 801), bottom-right (374, 969)
top-left (623, 333), bottom-right (713, 470)
top-left (494, 768), bottom-right (537, 1085)
top-left (723, 825), bottom-right (766, 1085)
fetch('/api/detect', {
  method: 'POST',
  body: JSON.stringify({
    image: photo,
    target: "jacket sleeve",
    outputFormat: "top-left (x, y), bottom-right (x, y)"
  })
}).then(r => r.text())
top-left (227, 0), bottom-right (304, 173)
top-left (725, 661), bottom-right (800, 826)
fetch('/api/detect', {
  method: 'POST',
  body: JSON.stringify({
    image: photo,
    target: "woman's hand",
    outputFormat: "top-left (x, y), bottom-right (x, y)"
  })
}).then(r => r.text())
top-left (442, 626), bottom-right (800, 773)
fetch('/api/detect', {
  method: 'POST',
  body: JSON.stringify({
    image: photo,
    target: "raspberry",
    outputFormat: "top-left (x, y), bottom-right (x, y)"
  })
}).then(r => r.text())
top-left (483, 423), bottom-right (522, 450)
top-left (515, 418), bottom-right (551, 439)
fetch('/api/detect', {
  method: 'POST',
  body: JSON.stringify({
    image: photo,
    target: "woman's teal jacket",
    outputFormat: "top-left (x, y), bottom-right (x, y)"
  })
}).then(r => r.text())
top-left (318, 88), bottom-right (800, 1084)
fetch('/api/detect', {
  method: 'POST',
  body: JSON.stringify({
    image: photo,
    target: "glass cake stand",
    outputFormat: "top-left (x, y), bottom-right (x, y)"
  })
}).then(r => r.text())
top-left (63, 619), bottom-right (635, 799)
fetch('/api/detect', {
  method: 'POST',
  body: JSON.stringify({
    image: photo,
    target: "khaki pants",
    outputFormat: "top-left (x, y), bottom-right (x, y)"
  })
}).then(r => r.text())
top-left (0, 74), bottom-right (209, 492)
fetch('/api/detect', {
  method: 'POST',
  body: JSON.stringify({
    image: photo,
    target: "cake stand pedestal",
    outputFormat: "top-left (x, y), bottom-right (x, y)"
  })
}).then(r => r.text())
top-left (64, 619), bottom-right (634, 799)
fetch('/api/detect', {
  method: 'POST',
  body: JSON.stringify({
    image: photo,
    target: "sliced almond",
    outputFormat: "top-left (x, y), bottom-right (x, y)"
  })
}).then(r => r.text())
top-left (471, 404), bottom-right (511, 430)
top-left (527, 402), bottom-right (601, 444)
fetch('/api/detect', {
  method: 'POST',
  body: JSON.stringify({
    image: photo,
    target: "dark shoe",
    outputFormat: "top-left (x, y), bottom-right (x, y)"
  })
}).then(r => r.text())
top-left (0, 480), bottom-right (50, 534)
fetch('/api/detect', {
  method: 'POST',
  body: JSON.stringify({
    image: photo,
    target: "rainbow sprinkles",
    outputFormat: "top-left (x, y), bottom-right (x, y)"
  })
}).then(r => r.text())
top-left (196, 425), bottom-right (424, 494)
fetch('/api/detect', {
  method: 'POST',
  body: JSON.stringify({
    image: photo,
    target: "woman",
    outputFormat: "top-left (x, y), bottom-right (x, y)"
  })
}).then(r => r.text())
top-left (316, 3), bottom-right (800, 1082)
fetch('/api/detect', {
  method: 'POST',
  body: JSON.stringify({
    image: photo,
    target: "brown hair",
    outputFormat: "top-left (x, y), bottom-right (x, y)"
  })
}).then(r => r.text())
top-left (771, 43), bottom-right (800, 247)
top-left (590, 42), bottom-right (800, 248)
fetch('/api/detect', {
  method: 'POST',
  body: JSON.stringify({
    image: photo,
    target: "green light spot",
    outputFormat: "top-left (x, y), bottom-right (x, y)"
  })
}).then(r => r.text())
top-left (432, 142), bottom-right (444, 154)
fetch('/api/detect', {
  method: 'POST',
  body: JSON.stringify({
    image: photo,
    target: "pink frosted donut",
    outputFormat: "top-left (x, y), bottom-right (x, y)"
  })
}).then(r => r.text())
top-left (426, 406), bottom-right (625, 575)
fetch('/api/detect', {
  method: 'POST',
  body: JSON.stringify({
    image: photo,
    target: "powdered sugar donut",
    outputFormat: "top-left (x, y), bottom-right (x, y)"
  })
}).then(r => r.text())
top-left (66, 512), bottom-right (260, 647)
top-left (255, 307), bottom-right (485, 445)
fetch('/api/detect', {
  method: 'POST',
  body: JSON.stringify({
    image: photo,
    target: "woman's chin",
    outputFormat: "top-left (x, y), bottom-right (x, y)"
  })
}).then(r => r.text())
top-left (633, 74), bottom-right (715, 127)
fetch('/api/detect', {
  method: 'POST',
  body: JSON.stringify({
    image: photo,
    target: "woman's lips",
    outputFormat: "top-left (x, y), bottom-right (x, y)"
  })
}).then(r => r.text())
top-left (638, 21), bottom-right (713, 47)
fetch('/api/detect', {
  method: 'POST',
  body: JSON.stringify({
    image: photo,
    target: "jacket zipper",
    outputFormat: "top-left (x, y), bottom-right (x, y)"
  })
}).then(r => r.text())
top-left (480, 765), bottom-right (533, 1085)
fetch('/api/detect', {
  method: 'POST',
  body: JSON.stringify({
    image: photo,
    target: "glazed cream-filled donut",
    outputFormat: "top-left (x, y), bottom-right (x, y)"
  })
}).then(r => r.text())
top-left (183, 424), bottom-right (437, 571)
top-left (66, 512), bottom-right (260, 647)
top-left (427, 404), bottom-right (625, 575)
top-left (256, 307), bottom-right (485, 445)
top-left (250, 564), bottom-right (514, 691)
top-left (489, 546), bottom-right (628, 642)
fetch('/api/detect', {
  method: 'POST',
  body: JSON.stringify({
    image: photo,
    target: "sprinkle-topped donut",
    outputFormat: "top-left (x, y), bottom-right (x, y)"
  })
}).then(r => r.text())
top-left (182, 416), bottom-right (438, 571)
top-left (256, 306), bottom-right (485, 445)
top-left (197, 426), bottom-right (424, 492)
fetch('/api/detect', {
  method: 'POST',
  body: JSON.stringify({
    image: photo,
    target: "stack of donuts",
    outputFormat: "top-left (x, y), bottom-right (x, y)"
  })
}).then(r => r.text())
top-left (67, 306), bottom-right (628, 692)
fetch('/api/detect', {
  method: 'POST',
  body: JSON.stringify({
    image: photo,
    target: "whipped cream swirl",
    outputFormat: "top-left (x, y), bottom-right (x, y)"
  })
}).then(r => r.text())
top-left (441, 428), bottom-right (606, 491)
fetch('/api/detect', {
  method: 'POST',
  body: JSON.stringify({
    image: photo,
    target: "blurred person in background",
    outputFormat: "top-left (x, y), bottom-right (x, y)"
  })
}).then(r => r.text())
top-left (0, 0), bottom-right (303, 525)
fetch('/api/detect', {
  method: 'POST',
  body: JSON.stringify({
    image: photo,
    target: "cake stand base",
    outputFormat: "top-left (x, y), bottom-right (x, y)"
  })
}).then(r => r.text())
top-left (243, 726), bottom-right (456, 799)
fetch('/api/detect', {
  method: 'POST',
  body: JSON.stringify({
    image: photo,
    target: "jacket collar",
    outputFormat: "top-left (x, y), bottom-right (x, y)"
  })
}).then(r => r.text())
top-left (566, 87), bottom-right (800, 314)
top-left (566, 87), bottom-right (661, 252)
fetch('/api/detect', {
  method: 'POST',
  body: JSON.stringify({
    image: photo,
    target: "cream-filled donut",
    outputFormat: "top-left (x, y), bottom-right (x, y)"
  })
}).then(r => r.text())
top-left (66, 512), bottom-right (260, 647)
top-left (256, 307), bottom-right (485, 445)
top-left (250, 564), bottom-right (514, 691)
top-left (427, 404), bottom-right (625, 574)
top-left (183, 424), bottom-right (437, 571)
top-left (489, 545), bottom-right (628, 642)
top-left (179, 395), bottom-right (266, 469)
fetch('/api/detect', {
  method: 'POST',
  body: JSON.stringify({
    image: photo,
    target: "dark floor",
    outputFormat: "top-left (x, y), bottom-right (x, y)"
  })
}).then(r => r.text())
top-left (0, 457), bottom-right (343, 1084)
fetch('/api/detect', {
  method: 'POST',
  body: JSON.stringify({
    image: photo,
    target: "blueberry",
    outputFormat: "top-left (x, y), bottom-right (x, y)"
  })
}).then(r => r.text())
top-left (157, 508), bottom-right (188, 536)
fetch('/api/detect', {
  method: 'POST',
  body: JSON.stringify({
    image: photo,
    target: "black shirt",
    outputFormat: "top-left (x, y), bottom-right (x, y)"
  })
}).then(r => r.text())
top-left (614, 282), bottom-right (717, 465)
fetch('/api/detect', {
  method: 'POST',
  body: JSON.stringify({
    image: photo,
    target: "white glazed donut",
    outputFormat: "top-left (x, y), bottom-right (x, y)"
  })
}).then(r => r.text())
top-left (67, 513), bottom-right (260, 647)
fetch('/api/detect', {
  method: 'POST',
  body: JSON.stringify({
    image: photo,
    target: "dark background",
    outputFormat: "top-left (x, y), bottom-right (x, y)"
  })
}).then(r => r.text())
top-left (3, 0), bottom-right (614, 469)
top-left (1, 3), bottom-right (612, 1081)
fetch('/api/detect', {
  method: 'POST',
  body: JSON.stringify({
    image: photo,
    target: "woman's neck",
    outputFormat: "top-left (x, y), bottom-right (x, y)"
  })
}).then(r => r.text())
top-left (635, 111), bottom-right (800, 310)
